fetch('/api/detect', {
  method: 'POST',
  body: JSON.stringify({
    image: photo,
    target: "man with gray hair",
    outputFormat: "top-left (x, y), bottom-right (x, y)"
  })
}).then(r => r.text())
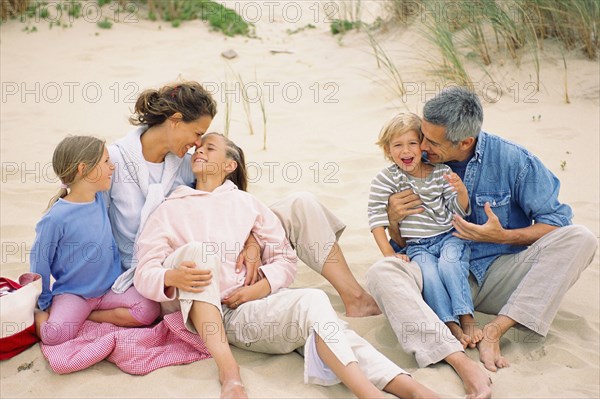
top-left (366, 86), bottom-right (598, 398)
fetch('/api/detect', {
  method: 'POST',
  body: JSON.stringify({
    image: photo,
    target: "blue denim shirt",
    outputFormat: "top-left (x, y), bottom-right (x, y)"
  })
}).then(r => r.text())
top-left (459, 132), bottom-right (573, 284)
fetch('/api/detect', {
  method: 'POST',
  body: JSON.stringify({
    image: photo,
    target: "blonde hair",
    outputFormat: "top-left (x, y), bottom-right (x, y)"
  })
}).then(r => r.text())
top-left (130, 81), bottom-right (217, 127)
top-left (376, 112), bottom-right (422, 163)
top-left (45, 136), bottom-right (106, 212)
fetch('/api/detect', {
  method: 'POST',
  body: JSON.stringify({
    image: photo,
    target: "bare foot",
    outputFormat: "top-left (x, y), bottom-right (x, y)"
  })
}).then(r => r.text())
top-left (34, 309), bottom-right (49, 338)
top-left (460, 315), bottom-right (484, 349)
top-left (345, 292), bottom-right (382, 317)
top-left (220, 378), bottom-right (247, 399)
top-left (478, 323), bottom-right (509, 372)
top-left (447, 321), bottom-right (471, 349)
top-left (446, 352), bottom-right (492, 399)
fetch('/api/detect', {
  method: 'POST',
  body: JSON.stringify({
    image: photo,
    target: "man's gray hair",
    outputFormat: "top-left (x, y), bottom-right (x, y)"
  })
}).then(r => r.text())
top-left (423, 87), bottom-right (483, 143)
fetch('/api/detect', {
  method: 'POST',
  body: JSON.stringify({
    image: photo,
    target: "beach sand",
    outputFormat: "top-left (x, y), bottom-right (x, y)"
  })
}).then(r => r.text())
top-left (1, 2), bottom-right (598, 397)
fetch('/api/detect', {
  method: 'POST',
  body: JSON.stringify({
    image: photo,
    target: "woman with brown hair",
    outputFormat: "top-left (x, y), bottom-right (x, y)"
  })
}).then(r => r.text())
top-left (108, 81), bottom-right (380, 318)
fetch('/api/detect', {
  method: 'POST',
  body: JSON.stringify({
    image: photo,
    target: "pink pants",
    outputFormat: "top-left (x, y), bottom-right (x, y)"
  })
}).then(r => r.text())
top-left (40, 287), bottom-right (160, 345)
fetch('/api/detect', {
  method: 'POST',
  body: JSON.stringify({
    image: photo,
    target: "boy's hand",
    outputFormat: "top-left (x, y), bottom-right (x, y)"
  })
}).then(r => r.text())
top-left (444, 173), bottom-right (467, 194)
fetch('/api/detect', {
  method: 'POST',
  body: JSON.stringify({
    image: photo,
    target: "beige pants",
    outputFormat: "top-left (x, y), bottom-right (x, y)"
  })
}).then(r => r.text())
top-left (161, 242), bottom-right (406, 389)
top-left (269, 192), bottom-right (346, 274)
top-left (366, 225), bottom-right (598, 367)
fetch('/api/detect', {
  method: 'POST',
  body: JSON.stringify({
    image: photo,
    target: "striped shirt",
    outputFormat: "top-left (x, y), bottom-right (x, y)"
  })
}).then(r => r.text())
top-left (368, 163), bottom-right (469, 239)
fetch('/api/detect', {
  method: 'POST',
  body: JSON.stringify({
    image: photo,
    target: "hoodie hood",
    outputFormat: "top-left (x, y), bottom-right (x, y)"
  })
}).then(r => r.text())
top-left (166, 180), bottom-right (238, 200)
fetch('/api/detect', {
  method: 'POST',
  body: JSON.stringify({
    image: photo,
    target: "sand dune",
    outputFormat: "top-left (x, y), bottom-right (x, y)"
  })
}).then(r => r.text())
top-left (1, 2), bottom-right (598, 398)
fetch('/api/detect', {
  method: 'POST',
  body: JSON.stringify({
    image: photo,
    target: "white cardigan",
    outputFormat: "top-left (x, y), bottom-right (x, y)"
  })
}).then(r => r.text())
top-left (105, 126), bottom-right (194, 292)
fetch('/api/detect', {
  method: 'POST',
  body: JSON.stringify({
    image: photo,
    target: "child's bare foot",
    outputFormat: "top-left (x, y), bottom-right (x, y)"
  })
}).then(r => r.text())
top-left (220, 379), bottom-right (247, 399)
top-left (345, 291), bottom-right (382, 317)
top-left (34, 309), bottom-right (49, 338)
top-left (460, 315), bottom-right (483, 349)
top-left (220, 369), bottom-right (247, 399)
top-left (447, 321), bottom-right (472, 349)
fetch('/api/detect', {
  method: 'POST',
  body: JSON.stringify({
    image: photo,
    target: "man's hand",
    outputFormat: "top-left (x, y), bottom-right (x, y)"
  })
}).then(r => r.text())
top-left (164, 261), bottom-right (212, 293)
top-left (393, 253), bottom-right (410, 262)
top-left (236, 234), bottom-right (262, 286)
top-left (222, 279), bottom-right (271, 309)
top-left (388, 189), bottom-right (424, 223)
top-left (452, 202), bottom-right (506, 243)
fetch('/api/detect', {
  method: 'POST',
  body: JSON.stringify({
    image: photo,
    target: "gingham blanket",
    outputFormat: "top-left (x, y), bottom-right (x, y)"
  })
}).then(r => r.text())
top-left (40, 312), bottom-right (211, 375)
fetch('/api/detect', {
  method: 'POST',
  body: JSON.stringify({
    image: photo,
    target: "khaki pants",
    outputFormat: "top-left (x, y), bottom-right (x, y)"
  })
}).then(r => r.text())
top-left (366, 225), bottom-right (598, 367)
top-left (269, 192), bottom-right (346, 274)
top-left (161, 242), bottom-right (406, 389)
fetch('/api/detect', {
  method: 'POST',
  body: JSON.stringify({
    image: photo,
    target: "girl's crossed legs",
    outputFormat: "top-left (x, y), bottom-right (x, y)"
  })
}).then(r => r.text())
top-left (36, 286), bottom-right (159, 345)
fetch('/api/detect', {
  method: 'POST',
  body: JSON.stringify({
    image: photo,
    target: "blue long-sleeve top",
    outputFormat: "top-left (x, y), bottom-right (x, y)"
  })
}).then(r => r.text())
top-left (30, 192), bottom-right (121, 310)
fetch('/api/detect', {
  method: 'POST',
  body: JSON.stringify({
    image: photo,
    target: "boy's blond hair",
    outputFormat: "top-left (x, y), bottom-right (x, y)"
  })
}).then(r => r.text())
top-left (376, 113), bottom-right (422, 163)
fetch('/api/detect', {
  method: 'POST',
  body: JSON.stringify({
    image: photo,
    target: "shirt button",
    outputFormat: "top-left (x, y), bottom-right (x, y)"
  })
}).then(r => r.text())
top-left (492, 201), bottom-right (497, 206)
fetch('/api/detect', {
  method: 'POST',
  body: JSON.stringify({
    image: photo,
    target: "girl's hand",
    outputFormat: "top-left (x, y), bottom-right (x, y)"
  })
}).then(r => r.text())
top-left (223, 279), bottom-right (271, 309)
top-left (164, 261), bottom-right (212, 293)
top-left (236, 235), bottom-right (262, 286)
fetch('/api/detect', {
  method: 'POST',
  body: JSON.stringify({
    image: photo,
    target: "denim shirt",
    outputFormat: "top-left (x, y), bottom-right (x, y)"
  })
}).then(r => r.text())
top-left (459, 132), bottom-right (573, 284)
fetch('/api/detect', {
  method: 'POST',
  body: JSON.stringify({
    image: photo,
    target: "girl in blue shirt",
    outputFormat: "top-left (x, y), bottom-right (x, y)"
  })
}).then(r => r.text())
top-left (31, 136), bottom-right (160, 345)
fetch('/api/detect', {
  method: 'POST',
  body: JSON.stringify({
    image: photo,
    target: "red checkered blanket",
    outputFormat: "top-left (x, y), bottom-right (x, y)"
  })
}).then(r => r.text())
top-left (40, 312), bottom-right (211, 375)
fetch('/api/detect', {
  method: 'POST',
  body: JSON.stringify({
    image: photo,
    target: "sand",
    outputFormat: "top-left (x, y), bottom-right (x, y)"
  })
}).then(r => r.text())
top-left (1, 2), bottom-right (598, 398)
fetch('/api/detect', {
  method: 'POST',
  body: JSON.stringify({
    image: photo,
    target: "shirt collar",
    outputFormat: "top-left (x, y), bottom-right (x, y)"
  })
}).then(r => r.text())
top-left (473, 131), bottom-right (487, 162)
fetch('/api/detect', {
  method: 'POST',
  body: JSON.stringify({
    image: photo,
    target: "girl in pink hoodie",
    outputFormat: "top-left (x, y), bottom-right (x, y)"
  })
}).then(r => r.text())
top-left (134, 133), bottom-right (439, 399)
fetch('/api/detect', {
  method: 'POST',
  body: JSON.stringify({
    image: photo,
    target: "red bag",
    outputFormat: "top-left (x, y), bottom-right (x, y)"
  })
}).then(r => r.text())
top-left (0, 273), bottom-right (42, 360)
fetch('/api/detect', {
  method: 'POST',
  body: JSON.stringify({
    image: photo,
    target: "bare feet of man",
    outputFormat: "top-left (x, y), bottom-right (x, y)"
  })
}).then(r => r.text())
top-left (478, 323), bottom-right (510, 372)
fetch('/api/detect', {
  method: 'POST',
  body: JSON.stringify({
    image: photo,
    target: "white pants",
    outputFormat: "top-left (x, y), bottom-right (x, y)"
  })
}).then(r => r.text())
top-left (161, 242), bottom-right (407, 389)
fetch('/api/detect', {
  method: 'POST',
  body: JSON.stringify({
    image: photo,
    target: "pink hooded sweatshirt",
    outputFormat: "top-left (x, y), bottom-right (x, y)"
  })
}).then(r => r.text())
top-left (133, 180), bottom-right (298, 303)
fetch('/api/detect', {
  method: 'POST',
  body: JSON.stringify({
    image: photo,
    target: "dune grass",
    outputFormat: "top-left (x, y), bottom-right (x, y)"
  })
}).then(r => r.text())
top-left (2, 0), bottom-right (252, 37)
top-left (382, 0), bottom-right (598, 90)
top-left (365, 29), bottom-right (406, 98)
top-left (144, 0), bottom-right (252, 36)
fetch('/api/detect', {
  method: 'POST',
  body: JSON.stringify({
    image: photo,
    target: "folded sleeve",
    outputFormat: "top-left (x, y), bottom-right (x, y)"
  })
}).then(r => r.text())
top-left (515, 153), bottom-right (572, 227)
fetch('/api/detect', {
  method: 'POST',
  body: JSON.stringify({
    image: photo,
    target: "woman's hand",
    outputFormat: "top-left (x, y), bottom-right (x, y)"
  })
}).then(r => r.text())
top-left (222, 279), bottom-right (271, 309)
top-left (236, 234), bottom-right (262, 286)
top-left (164, 261), bottom-right (212, 293)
